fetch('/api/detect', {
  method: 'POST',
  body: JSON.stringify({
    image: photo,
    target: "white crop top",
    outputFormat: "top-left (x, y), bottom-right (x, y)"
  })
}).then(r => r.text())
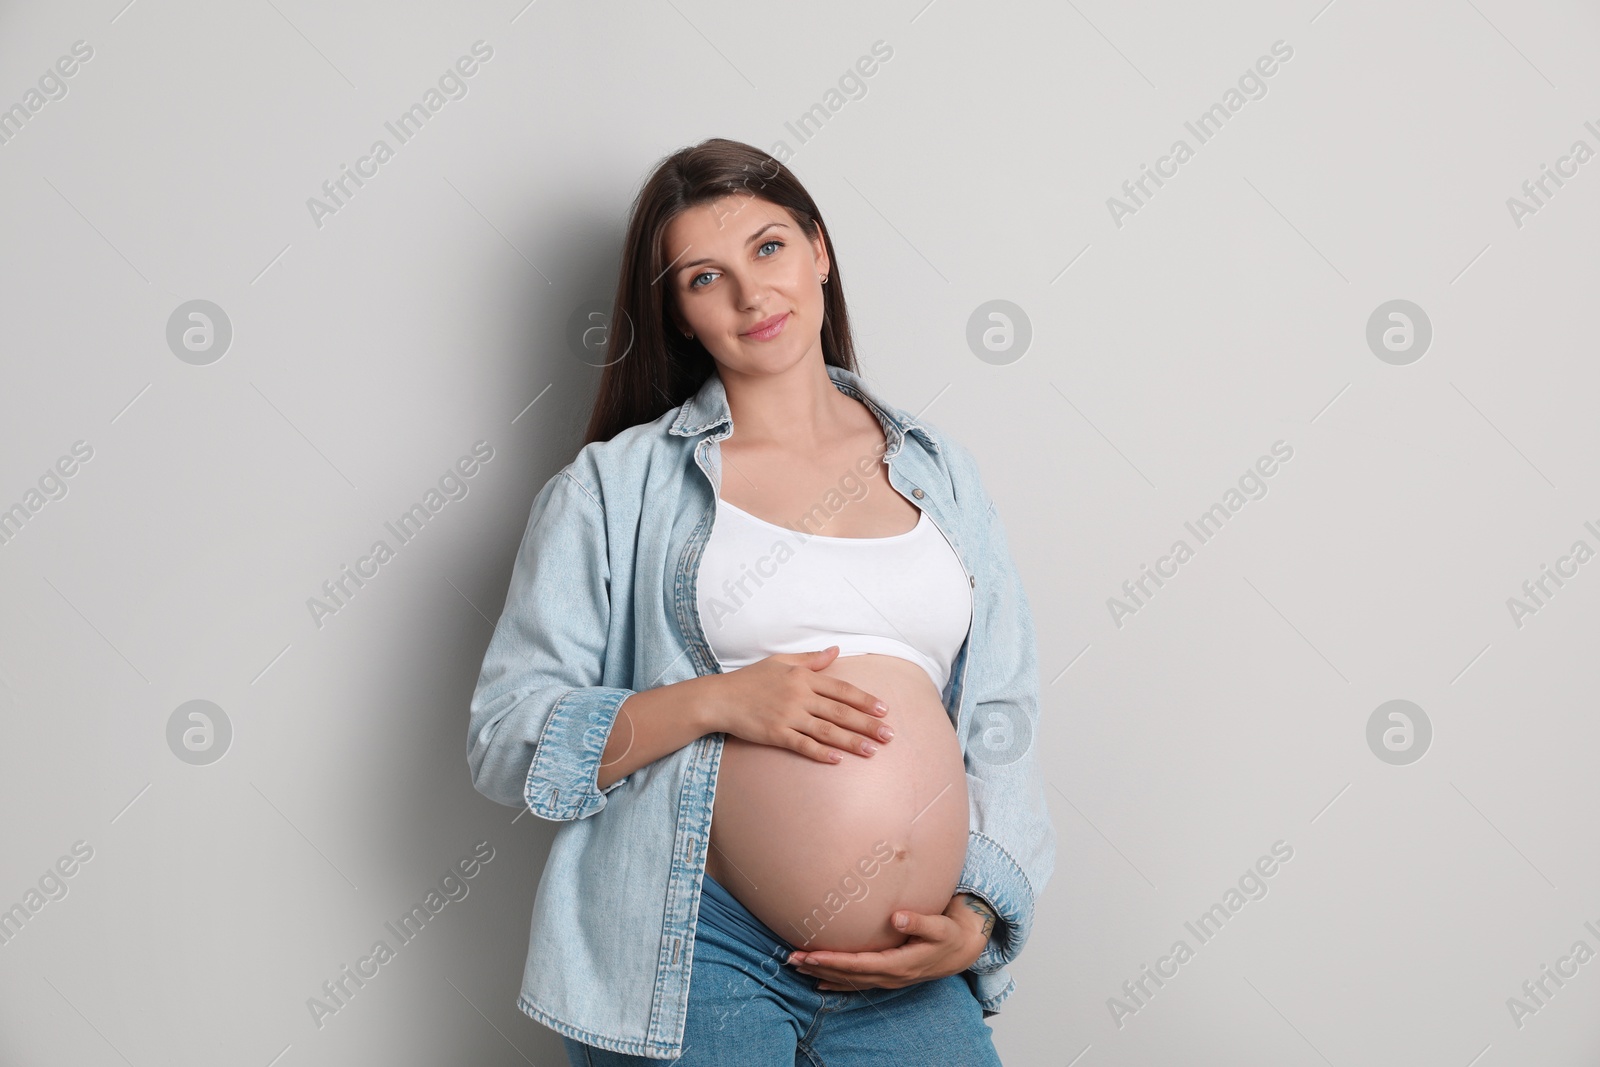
top-left (695, 495), bottom-right (973, 693)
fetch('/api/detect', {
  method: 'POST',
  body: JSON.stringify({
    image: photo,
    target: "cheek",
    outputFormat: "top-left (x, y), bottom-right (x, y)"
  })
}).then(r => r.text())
top-left (778, 278), bottom-right (822, 316)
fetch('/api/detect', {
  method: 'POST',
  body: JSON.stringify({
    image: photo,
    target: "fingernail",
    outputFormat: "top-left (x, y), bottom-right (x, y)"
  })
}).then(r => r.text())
top-left (861, 741), bottom-right (878, 755)
top-left (874, 701), bottom-right (887, 714)
top-left (828, 751), bottom-right (841, 763)
top-left (878, 726), bottom-right (894, 741)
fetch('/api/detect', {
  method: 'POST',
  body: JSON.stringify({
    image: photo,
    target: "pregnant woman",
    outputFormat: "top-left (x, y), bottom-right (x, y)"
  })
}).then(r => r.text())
top-left (468, 138), bottom-right (1055, 1065)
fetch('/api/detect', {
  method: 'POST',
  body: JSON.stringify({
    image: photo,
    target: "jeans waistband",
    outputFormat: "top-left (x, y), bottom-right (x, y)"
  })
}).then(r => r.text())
top-left (699, 872), bottom-right (795, 953)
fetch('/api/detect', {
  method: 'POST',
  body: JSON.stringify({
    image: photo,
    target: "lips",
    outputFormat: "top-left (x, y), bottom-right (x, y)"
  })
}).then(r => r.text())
top-left (741, 312), bottom-right (789, 341)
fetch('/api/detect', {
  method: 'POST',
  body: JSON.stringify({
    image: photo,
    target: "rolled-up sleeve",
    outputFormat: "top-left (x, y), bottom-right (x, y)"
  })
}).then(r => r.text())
top-left (467, 466), bottom-right (635, 822)
top-left (954, 471), bottom-right (1057, 976)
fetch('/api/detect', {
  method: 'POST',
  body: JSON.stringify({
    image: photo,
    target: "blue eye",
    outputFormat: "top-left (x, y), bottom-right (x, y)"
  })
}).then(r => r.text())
top-left (688, 240), bottom-right (783, 289)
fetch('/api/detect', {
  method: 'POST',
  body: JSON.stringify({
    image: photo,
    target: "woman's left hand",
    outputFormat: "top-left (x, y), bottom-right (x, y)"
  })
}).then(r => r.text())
top-left (786, 893), bottom-right (996, 991)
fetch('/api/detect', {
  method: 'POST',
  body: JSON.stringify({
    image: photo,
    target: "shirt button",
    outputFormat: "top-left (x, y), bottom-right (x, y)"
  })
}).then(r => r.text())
top-left (912, 488), bottom-right (924, 498)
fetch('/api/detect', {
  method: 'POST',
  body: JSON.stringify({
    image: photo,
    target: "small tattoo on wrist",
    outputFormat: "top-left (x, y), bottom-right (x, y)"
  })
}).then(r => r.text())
top-left (963, 895), bottom-right (997, 939)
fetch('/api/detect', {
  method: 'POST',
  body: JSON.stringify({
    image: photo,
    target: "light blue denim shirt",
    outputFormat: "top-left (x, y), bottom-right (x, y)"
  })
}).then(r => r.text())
top-left (468, 363), bottom-right (1056, 1059)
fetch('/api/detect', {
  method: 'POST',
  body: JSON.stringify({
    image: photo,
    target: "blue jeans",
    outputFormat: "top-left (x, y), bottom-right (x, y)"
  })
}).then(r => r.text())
top-left (560, 872), bottom-right (1003, 1066)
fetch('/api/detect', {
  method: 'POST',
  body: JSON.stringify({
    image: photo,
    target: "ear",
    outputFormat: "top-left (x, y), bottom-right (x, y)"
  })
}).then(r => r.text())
top-left (810, 223), bottom-right (830, 280)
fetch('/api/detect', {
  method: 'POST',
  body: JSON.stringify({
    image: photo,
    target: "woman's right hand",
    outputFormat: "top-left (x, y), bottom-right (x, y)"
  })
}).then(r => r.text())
top-left (708, 646), bottom-right (894, 763)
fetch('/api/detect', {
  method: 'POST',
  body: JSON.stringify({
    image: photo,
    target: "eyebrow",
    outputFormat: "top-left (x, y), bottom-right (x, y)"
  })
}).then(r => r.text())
top-left (675, 221), bottom-right (788, 273)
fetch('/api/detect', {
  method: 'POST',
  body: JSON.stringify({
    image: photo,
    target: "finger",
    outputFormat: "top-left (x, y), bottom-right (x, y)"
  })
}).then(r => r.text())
top-left (821, 720), bottom-right (881, 757)
top-left (830, 700), bottom-right (897, 741)
top-left (810, 972), bottom-right (885, 992)
top-left (794, 946), bottom-right (902, 972)
top-left (808, 698), bottom-right (893, 745)
top-left (801, 965), bottom-right (905, 989)
top-left (798, 715), bottom-right (879, 758)
top-left (800, 961), bottom-right (884, 981)
top-left (797, 961), bottom-right (868, 982)
top-left (894, 911), bottom-right (958, 941)
top-left (815, 975), bottom-right (888, 991)
top-left (785, 730), bottom-right (844, 764)
top-left (816, 676), bottom-right (887, 716)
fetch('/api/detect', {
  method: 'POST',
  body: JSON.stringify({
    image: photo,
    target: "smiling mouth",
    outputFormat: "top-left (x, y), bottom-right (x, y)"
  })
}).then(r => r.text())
top-left (742, 312), bottom-right (789, 341)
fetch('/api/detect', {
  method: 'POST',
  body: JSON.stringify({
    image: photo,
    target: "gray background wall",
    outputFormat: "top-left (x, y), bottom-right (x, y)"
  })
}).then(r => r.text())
top-left (2, 1), bottom-right (1597, 1064)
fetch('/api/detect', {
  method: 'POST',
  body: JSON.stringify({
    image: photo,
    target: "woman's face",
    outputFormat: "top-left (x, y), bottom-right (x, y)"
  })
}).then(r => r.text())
top-left (661, 194), bottom-right (830, 377)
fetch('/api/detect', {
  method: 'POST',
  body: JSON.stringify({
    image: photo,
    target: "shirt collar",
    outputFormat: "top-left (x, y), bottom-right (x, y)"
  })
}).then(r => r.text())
top-left (668, 362), bottom-right (939, 455)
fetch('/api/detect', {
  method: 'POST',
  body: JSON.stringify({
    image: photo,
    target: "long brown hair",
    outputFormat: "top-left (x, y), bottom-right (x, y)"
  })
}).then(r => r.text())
top-left (581, 138), bottom-right (860, 447)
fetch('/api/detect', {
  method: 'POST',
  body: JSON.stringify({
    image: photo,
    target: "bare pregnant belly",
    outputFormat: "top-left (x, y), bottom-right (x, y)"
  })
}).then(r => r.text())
top-left (705, 653), bottom-right (969, 953)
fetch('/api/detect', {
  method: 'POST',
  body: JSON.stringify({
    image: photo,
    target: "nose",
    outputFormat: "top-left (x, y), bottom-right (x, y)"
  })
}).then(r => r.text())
top-left (721, 267), bottom-right (767, 310)
top-left (736, 279), bottom-right (768, 311)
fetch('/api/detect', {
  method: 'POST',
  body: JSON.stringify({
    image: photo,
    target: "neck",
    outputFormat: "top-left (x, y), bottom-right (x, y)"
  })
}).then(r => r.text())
top-left (718, 357), bottom-right (845, 447)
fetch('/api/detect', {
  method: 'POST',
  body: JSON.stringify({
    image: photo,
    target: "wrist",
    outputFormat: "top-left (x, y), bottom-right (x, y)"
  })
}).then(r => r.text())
top-left (689, 673), bottom-right (728, 736)
top-left (955, 893), bottom-right (997, 949)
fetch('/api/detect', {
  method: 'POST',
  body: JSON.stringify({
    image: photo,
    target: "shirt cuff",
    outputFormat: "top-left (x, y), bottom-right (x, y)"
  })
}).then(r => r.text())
top-left (523, 685), bottom-right (636, 820)
top-left (956, 830), bottom-right (1035, 974)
